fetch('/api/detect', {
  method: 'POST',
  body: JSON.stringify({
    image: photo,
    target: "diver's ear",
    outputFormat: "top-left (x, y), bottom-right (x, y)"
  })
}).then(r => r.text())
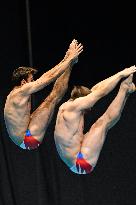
top-left (21, 79), bottom-right (27, 86)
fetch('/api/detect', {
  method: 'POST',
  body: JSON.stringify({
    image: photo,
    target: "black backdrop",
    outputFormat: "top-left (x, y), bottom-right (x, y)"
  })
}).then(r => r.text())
top-left (0, 1), bottom-right (136, 205)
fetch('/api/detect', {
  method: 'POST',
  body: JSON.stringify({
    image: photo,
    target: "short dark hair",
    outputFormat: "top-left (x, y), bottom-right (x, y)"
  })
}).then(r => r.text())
top-left (12, 66), bottom-right (37, 86)
top-left (71, 85), bottom-right (91, 100)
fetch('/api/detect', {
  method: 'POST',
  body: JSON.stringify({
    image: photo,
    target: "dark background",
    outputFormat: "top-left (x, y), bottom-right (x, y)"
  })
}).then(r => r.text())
top-left (0, 1), bottom-right (136, 205)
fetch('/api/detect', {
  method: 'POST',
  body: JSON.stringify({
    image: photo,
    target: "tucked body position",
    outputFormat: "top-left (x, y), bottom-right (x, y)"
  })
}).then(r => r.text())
top-left (54, 66), bottom-right (136, 174)
top-left (4, 39), bottom-right (83, 150)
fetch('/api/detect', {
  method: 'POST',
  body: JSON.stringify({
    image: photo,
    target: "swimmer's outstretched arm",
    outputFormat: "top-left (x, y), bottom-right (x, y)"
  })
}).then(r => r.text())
top-left (20, 40), bottom-right (83, 95)
top-left (48, 40), bottom-right (80, 103)
top-left (90, 66), bottom-right (136, 92)
top-left (69, 66), bottom-right (136, 111)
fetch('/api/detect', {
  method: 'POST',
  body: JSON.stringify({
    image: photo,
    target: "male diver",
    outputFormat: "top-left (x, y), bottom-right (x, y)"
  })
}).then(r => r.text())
top-left (4, 39), bottom-right (83, 150)
top-left (54, 67), bottom-right (136, 174)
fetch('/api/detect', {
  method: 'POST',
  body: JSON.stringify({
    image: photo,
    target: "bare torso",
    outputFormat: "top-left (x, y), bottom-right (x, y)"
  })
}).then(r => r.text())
top-left (54, 100), bottom-right (84, 167)
top-left (4, 87), bottom-right (31, 145)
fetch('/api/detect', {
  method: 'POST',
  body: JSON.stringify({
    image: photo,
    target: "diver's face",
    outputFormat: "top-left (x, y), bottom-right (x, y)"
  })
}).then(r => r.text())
top-left (27, 73), bottom-right (34, 83)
